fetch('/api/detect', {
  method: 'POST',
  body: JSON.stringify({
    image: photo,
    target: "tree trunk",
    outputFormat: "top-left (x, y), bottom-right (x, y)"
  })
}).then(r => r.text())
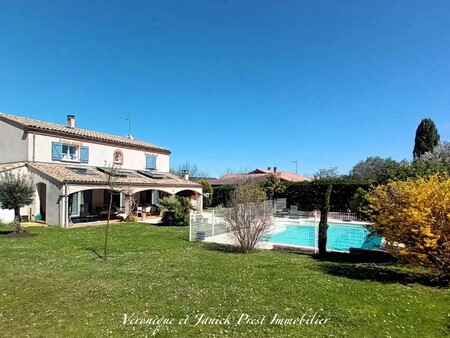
top-left (318, 184), bottom-right (332, 257)
top-left (13, 207), bottom-right (24, 233)
top-left (103, 192), bottom-right (114, 261)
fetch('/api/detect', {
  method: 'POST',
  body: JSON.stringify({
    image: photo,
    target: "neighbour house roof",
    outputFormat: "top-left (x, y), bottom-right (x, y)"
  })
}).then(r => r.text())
top-left (27, 163), bottom-right (201, 188)
top-left (0, 112), bottom-right (170, 154)
top-left (248, 169), bottom-right (312, 182)
top-left (0, 162), bottom-right (27, 173)
top-left (209, 173), bottom-right (269, 186)
top-left (210, 169), bottom-right (312, 186)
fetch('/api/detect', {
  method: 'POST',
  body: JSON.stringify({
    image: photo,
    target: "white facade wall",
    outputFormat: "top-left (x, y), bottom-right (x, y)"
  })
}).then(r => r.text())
top-left (0, 121), bottom-right (28, 163)
top-left (0, 209), bottom-right (14, 223)
top-left (32, 133), bottom-right (170, 172)
top-left (28, 170), bottom-right (63, 226)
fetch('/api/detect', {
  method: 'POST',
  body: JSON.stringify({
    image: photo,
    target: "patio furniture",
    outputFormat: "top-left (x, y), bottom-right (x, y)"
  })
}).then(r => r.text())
top-left (289, 205), bottom-right (298, 212)
top-left (289, 211), bottom-right (300, 219)
top-left (274, 208), bottom-right (290, 217)
top-left (137, 207), bottom-right (143, 217)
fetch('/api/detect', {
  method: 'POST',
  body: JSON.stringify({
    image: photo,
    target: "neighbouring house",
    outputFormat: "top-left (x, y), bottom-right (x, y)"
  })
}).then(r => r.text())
top-left (209, 167), bottom-right (312, 186)
top-left (0, 112), bottom-right (202, 227)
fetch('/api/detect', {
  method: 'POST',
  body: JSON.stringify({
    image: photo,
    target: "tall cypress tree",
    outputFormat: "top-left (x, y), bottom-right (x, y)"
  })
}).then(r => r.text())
top-left (318, 183), bottom-right (332, 257)
top-left (413, 118), bottom-right (440, 158)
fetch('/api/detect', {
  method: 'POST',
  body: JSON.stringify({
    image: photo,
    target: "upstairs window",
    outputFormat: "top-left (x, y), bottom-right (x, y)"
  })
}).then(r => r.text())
top-left (52, 142), bottom-right (89, 163)
top-left (62, 144), bottom-right (78, 161)
top-left (146, 154), bottom-right (157, 169)
top-left (113, 150), bottom-right (124, 164)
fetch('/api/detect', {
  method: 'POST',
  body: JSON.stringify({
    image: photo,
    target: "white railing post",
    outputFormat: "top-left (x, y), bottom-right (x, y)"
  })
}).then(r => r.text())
top-left (189, 212), bottom-right (192, 242)
top-left (314, 210), bottom-right (318, 254)
top-left (212, 210), bottom-right (215, 237)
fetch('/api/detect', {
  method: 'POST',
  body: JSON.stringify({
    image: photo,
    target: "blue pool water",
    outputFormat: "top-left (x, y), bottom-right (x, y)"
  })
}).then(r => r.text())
top-left (264, 222), bottom-right (382, 252)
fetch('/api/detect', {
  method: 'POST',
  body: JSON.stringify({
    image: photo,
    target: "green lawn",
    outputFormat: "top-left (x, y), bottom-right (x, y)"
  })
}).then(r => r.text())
top-left (0, 223), bottom-right (449, 337)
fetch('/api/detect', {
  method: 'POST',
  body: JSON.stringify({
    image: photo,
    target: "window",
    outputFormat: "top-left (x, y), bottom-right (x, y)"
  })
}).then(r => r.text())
top-left (113, 150), bottom-right (123, 164)
top-left (52, 142), bottom-right (89, 163)
top-left (62, 145), bottom-right (78, 161)
top-left (146, 154), bottom-right (157, 169)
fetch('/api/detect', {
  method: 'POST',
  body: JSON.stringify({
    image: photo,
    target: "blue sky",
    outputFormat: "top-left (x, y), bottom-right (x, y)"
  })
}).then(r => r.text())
top-left (1, 0), bottom-right (449, 177)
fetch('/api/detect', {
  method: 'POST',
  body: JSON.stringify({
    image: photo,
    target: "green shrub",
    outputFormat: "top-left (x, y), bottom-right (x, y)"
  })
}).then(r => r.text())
top-left (159, 196), bottom-right (194, 226)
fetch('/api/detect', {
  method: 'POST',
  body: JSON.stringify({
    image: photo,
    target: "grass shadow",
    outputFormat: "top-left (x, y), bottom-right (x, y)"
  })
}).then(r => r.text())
top-left (310, 251), bottom-right (447, 287)
top-left (153, 223), bottom-right (187, 227)
top-left (201, 242), bottom-right (242, 254)
top-left (312, 251), bottom-right (396, 264)
top-left (0, 230), bottom-right (37, 238)
top-left (85, 247), bottom-right (106, 260)
top-left (319, 262), bottom-right (445, 287)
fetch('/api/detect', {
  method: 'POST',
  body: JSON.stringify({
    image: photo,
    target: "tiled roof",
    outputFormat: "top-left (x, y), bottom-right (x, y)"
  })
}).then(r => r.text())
top-left (210, 169), bottom-right (311, 186)
top-left (251, 169), bottom-right (312, 182)
top-left (28, 163), bottom-right (201, 187)
top-left (209, 173), bottom-right (269, 186)
top-left (0, 112), bottom-right (170, 153)
top-left (0, 162), bottom-right (26, 173)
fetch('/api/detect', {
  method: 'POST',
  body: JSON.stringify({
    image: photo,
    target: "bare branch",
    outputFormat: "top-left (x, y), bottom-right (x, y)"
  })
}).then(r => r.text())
top-left (222, 183), bottom-right (273, 252)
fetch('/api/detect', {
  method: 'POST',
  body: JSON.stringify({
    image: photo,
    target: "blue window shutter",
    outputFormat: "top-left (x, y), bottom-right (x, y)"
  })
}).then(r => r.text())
top-left (80, 146), bottom-right (89, 163)
top-left (52, 142), bottom-right (62, 161)
top-left (146, 155), bottom-right (156, 169)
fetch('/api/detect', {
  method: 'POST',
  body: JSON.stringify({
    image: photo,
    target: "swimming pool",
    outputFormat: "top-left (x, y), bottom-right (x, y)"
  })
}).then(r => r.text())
top-left (264, 222), bottom-right (382, 252)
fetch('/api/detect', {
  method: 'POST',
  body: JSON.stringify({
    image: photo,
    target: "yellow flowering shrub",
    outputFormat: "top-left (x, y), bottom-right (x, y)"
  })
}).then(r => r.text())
top-left (366, 174), bottom-right (450, 281)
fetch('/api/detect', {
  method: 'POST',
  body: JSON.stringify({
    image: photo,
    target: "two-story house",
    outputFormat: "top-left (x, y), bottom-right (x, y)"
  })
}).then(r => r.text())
top-left (0, 112), bottom-right (202, 227)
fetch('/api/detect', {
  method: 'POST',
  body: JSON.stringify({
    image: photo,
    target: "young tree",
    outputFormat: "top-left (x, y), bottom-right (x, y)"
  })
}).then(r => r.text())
top-left (349, 187), bottom-right (369, 220)
top-left (318, 184), bottom-right (332, 256)
top-left (418, 141), bottom-right (450, 170)
top-left (122, 186), bottom-right (138, 222)
top-left (366, 174), bottom-right (450, 282)
top-left (261, 174), bottom-right (286, 204)
top-left (0, 172), bottom-right (35, 233)
top-left (375, 157), bottom-right (448, 184)
top-left (413, 118), bottom-right (440, 158)
top-left (170, 162), bottom-right (208, 179)
top-left (220, 166), bottom-right (253, 176)
top-left (102, 164), bottom-right (121, 261)
top-left (197, 179), bottom-right (213, 208)
top-left (349, 156), bottom-right (398, 181)
top-left (314, 167), bottom-right (340, 180)
top-left (222, 183), bottom-right (272, 253)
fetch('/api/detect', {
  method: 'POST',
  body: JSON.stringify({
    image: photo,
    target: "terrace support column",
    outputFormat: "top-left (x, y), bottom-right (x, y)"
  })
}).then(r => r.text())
top-left (124, 194), bottom-right (131, 217)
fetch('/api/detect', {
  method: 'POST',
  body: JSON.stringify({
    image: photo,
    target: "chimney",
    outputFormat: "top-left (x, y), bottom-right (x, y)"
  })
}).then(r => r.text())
top-left (274, 166), bottom-right (277, 173)
top-left (181, 169), bottom-right (189, 181)
top-left (67, 115), bottom-right (75, 128)
top-left (267, 166), bottom-right (272, 171)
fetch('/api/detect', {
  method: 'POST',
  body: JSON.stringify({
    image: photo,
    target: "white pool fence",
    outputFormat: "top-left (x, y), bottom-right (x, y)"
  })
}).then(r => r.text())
top-left (189, 206), bottom-right (363, 248)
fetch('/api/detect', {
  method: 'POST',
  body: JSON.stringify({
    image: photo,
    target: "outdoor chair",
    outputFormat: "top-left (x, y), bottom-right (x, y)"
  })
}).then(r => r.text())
top-left (289, 212), bottom-right (300, 219)
top-left (137, 207), bottom-right (143, 217)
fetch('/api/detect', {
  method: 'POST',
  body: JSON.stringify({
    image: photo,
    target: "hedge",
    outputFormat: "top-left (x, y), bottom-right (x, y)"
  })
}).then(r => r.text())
top-left (284, 180), bottom-right (371, 212)
top-left (212, 180), bottom-right (371, 211)
top-left (212, 185), bottom-right (235, 207)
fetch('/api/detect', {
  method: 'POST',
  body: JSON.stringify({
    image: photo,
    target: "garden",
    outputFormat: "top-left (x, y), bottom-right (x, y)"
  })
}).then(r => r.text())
top-left (0, 222), bottom-right (449, 337)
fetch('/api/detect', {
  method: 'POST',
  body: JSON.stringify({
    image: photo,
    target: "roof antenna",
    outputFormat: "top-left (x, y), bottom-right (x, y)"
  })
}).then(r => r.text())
top-left (121, 113), bottom-right (132, 138)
